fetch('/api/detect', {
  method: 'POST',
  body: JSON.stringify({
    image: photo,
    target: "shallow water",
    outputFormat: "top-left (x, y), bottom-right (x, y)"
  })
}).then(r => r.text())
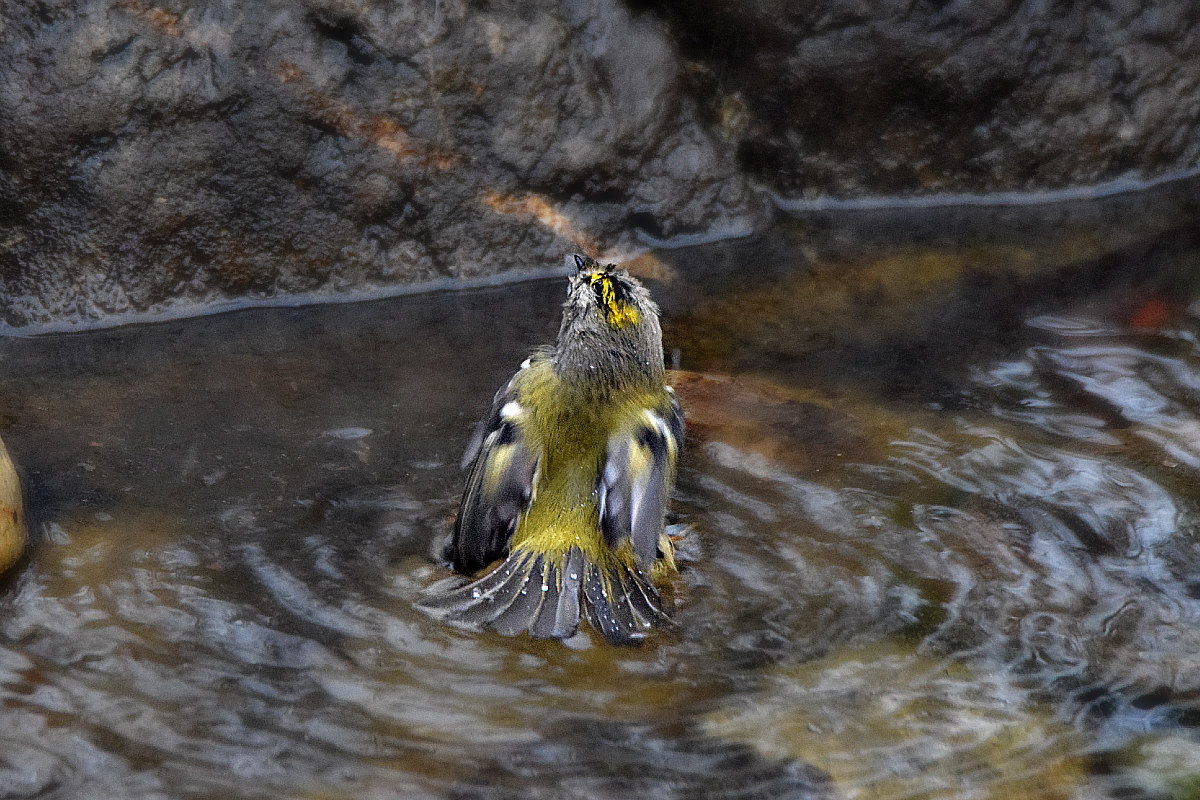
top-left (4, 191), bottom-right (1200, 798)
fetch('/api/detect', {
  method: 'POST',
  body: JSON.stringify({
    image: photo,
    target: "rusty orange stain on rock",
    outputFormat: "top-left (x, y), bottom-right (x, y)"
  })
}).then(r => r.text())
top-left (362, 116), bottom-right (461, 169)
top-left (622, 253), bottom-right (677, 283)
top-left (275, 63), bottom-right (461, 170)
top-left (481, 191), bottom-right (598, 251)
top-left (276, 62), bottom-right (305, 84)
top-left (117, 1), bottom-right (183, 37)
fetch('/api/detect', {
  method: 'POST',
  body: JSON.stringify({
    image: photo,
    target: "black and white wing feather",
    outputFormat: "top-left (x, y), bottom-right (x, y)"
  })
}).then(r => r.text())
top-left (598, 390), bottom-right (684, 567)
top-left (448, 372), bottom-right (540, 574)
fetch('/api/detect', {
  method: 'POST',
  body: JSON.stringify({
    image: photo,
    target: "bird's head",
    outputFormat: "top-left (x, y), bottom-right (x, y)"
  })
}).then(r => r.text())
top-left (554, 254), bottom-right (665, 390)
top-left (566, 254), bottom-right (654, 330)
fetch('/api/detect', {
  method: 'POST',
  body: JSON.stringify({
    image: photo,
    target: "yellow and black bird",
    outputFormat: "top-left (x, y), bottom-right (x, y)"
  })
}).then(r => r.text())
top-left (420, 254), bottom-right (684, 644)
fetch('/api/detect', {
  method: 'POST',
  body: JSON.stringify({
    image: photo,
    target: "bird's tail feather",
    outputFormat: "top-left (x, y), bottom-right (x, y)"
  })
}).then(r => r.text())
top-left (418, 546), bottom-right (668, 644)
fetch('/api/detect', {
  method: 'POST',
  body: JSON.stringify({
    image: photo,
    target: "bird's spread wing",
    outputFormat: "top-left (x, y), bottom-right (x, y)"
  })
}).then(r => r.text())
top-left (598, 389), bottom-right (684, 567)
top-left (449, 373), bottom-right (540, 575)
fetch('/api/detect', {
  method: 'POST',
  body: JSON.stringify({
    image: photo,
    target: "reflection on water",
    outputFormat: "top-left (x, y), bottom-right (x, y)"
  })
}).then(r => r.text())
top-left (705, 641), bottom-right (1085, 800)
top-left (4, 190), bottom-right (1200, 797)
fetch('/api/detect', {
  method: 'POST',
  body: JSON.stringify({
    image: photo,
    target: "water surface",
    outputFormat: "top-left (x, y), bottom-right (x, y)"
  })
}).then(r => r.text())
top-left (4, 188), bottom-right (1200, 798)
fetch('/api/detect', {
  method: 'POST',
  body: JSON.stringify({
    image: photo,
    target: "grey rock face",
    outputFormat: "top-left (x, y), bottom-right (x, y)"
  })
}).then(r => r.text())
top-left (641, 0), bottom-right (1200, 199)
top-left (0, 0), bottom-right (759, 328)
top-left (1, 0), bottom-right (1198, 328)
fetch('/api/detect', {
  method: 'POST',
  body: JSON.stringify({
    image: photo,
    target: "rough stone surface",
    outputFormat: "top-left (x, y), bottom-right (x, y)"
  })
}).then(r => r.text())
top-left (1, 0), bottom-right (1199, 327)
top-left (0, 0), bottom-right (760, 328)
top-left (640, 0), bottom-right (1200, 199)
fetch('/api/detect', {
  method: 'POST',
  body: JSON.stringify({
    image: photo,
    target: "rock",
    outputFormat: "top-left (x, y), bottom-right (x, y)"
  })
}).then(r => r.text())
top-left (643, 0), bottom-right (1200, 201)
top-left (2, 0), bottom-right (1199, 328)
top-left (0, 0), bottom-right (762, 329)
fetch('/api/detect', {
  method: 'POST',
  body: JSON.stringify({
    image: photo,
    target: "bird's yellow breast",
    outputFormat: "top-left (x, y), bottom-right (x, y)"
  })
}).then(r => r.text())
top-left (510, 362), bottom-right (661, 565)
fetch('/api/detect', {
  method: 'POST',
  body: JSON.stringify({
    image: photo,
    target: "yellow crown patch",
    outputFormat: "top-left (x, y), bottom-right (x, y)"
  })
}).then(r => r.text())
top-left (588, 273), bottom-right (641, 328)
